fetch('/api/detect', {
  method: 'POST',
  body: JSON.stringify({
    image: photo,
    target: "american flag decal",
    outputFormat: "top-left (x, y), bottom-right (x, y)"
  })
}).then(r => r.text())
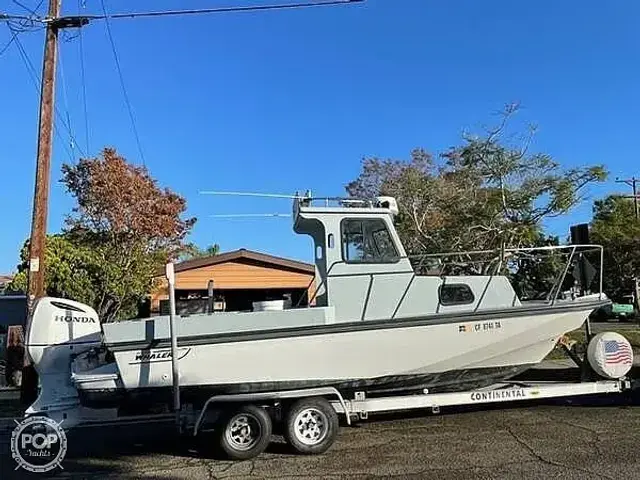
top-left (603, 340), bottom-right (633, 365)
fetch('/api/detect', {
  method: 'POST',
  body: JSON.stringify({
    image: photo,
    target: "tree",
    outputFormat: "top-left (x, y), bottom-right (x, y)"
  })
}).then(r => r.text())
top-left (590, 195), bottom-right (640, 302)
top-left (347, 104), bottom-right (607, 257)
top-left (9, 148), bottom-right (197, 322)
top-left (7, 234), bottom-right (99, 306)
top-left (178, 243), bottom-right (221, 261)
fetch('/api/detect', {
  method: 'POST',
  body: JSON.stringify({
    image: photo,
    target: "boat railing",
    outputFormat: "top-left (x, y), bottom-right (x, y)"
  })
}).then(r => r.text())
top-left (408, 244), bottom-right (604, 302)
top-left (300, 244), bottom-right (605, 315)
top-left (295, 196), bottom-right (380, 209)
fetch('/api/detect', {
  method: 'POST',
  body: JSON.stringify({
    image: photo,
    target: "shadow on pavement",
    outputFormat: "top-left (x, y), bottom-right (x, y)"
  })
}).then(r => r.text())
top-left (1, 366), bottom-right (639, 479)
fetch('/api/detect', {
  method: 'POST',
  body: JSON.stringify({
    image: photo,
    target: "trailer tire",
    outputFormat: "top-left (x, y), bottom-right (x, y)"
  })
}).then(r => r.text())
top-left (216, 404), bottom-right (272, 461)
top-left (284, 397), bottom-right (339, 455)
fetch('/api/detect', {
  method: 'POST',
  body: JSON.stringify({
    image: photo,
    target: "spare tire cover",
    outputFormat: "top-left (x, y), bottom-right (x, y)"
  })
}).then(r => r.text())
top-left (586, 331), bottom-right (634, 379)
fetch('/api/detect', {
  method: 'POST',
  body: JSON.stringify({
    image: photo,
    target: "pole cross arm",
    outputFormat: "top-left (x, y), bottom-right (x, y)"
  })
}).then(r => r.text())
top-left (47, 15), bottom-right (90, 28)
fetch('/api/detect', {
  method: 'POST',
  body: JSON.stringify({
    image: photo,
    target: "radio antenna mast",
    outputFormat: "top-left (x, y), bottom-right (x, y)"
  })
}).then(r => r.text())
top-left (199, 190), bottom-right (310, 199)
top-left (209, 213), bottom-right (291, 218)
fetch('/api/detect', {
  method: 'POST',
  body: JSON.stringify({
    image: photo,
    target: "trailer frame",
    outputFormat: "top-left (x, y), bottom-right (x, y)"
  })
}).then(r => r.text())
top-left (183, 377), bottom-right (631, 436)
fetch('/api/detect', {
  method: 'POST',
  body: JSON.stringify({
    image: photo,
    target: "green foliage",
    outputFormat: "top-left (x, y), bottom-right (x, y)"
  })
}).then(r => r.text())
top-left (346, 104), bottom-right (608, 256)
top-left (507, 234), bottom-right (564, 300)
top-left (7, 234), bottom-right (98, 306)
top-left (178, 243), bottom-right (221, 262)
top-left (8, 148), bottom-right (198, 322)
top-left (590, 195), bottom-right (640, 301)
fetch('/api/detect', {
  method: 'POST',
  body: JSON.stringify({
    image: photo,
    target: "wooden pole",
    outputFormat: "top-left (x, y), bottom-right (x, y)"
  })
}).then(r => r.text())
top-left (27, 0), bottom-right (62, 308)
top-left (21, 0), bottom-right (62, 405)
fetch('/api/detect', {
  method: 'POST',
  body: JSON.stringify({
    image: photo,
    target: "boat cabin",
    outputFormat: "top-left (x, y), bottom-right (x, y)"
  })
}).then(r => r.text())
top-left (292, 194), bottom-right (521, 323)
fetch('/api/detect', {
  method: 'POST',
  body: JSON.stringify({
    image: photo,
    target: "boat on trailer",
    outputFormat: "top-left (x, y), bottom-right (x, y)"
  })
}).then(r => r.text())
top-left (23, 192), bottom-right (634, 460)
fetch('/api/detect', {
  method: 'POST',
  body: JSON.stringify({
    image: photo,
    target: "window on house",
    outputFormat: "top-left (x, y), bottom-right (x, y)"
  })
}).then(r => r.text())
top-left (438, 284), bottom-right (475, 306)
top-left (341, 218), bottom-right (399, 263)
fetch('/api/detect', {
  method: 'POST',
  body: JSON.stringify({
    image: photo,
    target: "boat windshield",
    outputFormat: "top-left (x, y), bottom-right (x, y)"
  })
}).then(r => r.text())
top-left (341, 218), bottom-right (399, 263)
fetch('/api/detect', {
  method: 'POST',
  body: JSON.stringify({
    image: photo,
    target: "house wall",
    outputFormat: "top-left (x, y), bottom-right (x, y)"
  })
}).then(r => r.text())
top-left (150, 260), bottom-right (314, 313)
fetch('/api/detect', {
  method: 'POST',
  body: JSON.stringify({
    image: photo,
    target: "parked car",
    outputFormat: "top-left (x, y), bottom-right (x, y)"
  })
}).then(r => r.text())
top-left (589, 294), bottom-right (636, 322)
top-left (611, 295), bottom-right (636, 321)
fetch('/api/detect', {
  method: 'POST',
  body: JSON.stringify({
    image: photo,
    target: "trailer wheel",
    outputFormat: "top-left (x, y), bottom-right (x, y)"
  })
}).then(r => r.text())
top-left (217, 404), bottom-right (272, 461)
top-left (284, 397), bottom-right (339, 455)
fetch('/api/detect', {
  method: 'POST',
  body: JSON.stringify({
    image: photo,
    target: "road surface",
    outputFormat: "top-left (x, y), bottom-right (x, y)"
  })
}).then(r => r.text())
top-left (1, 389), bottom-right (639, 480)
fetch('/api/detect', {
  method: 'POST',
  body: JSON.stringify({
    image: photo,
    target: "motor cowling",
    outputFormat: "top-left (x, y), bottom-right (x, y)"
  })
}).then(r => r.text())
top-left (26, 297), bottom-right (102, 373)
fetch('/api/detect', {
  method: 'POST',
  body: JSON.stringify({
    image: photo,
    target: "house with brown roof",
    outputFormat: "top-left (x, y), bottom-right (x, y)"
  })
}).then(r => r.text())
top-left (149, 249), bottom-right (316, 316)
top-left (0, 275), bottom-right (13, 294)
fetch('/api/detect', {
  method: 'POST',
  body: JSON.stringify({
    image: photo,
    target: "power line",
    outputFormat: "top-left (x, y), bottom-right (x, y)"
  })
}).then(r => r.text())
top-left (13, 40), bottom-right (75, 163)
top-left (0, 23), bottom-right (21, 56)
top-left (11, 0), bottom-right (42, 17)
top-left (58, 41), bottom-right (76, 158)
top-left (81, 0), bottom-right (363, 21)
top-left (78, 0), bottom-right (89, 154)
top-left (99, 0), bottom-right (146, 166)
top-left (12, 28), bottom-right (82, 162)
top-left (33, 0), bottom-right (46, 15)
top-left (0, 12), bottom-right (37, 22)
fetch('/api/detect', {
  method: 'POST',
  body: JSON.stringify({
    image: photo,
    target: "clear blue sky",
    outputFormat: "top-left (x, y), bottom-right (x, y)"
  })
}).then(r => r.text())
top-left (1, 0), bottom-right (639, 274)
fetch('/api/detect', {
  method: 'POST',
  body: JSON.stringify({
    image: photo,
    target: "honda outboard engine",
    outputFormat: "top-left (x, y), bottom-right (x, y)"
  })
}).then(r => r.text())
top-left (24, 297), bottom-right (107, 425)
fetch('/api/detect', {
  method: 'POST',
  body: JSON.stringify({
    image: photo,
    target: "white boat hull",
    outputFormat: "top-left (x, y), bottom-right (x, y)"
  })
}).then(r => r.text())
top-left (72, 305), bottom-right (594, 407)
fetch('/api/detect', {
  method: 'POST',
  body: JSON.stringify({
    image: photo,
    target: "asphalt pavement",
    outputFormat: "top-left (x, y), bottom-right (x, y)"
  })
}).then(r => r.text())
top-left (1, 388), bottom-right (639, 480)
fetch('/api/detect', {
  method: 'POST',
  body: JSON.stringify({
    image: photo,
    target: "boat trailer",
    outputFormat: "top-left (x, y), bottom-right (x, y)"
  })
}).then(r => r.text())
top-left (62, 377), bottom-right (631, 461)
top-left (60, 263), bottom-right (634, 461)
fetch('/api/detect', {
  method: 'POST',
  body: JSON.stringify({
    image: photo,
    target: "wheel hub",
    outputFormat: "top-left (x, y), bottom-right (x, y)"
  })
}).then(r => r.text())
top-left (294, 408), bottom-right (328, 446)
top-left (226, 414), bottom-right (261, 451)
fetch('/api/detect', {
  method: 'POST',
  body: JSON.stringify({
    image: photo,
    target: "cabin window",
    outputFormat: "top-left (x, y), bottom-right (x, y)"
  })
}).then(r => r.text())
top-left (341, 218), bottom-right (399, 263)
top-left (328, 234), bottom-right (335, 249)
top-left (438, 284), bottom-right (475, 306)
top-left (316, 245), bottom-right (323, 260)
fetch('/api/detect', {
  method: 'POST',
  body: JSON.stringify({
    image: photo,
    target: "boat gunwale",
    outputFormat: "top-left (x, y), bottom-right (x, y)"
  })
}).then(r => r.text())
top-left (103, 297), bottom-right (608, 352)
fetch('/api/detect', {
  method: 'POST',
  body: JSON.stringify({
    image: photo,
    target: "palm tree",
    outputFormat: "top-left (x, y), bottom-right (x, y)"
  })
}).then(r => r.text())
top-left (178, 243), bottom-right (220, 261)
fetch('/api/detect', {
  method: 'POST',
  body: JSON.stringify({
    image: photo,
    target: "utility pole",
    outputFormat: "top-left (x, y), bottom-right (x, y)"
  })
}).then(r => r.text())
top-left (21, 0), bottom-right (63, 405)
top-left (615, 176), bottom-right (640, 316)
top-left (27, 0), bottom-right (61, 306)
top-left (615, 177), bottom-right (640, 220)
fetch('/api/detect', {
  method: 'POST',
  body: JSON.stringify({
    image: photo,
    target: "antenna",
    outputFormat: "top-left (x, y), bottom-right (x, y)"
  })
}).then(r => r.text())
top-left (199, 190), bottom-right (309, 199)
top-left (209, 213), bottom-right (291, 218)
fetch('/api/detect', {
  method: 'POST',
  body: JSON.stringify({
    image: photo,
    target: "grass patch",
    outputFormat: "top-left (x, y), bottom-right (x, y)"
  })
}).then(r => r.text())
top-left (568, 326), bottom-right (640, 348)
top-left (546, 324), bottom-right (640, 360)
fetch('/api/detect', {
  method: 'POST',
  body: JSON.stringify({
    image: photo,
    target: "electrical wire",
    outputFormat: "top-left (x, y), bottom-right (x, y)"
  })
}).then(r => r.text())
top-left (0, 12), bottom-right (35, 21)
top-left (0, 24), bottom-right (20, 56)
top-left (12, 29), bottom-right (84, 162)
top-left (3, 0), bottom-right (363, 163)
top-left (58, 41), bottom-right (76, 158)
top-left (32, 0), bottom-right (45, 15)
top-left (11, 0), bottom-right (40, 17)
top-left (99, 0), bottom-right (146, 166)
top-left (80, 0), bottom-right (363, 21)
top-left (78, 0), bottom-right (90, 155)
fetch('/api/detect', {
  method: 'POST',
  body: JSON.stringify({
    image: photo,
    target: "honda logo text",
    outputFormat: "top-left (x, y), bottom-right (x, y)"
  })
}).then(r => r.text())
top-left (54, 315), bottom-right (96, 323)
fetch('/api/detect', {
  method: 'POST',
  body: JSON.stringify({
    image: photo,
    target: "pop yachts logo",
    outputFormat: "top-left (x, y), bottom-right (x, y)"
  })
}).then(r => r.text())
top-left (55, 315), bottom-right (96, 323)
top-left (130, 348), bottom-right (191, 364)
top-left (11, 416), bottom-right (67, 473)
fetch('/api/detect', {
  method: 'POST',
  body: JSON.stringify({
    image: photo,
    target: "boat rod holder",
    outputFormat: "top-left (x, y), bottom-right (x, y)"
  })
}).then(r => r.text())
top-left (165, 263), bottom-right (182, 433)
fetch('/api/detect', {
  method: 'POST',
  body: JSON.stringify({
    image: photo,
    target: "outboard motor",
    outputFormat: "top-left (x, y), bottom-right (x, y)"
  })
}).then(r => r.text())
top-left (24, 297), bottom-right (104, 424)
